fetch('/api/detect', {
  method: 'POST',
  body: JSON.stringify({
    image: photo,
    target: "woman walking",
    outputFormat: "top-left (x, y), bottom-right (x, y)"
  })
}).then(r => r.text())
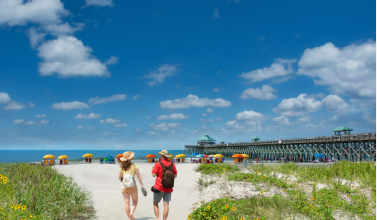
top-left (118, 151), bottom-right (146, 220)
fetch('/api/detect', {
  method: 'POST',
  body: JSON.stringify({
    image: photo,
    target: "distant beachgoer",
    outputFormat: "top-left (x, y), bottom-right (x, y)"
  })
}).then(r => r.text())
top-left (152, 150), bottom-right (178, 220)
top-left (118, 151), bottom-right (146, 220)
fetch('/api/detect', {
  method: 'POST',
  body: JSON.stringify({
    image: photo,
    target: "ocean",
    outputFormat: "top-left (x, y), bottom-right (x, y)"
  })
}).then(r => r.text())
top-left (0, 150), bottom-right (189, 163)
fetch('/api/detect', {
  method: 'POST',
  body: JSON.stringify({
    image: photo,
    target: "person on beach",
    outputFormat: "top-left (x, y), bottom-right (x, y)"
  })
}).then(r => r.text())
top-left (118, 151), bottom-right (146, 220)
top-left (151, 150), bottom-right (177, 220)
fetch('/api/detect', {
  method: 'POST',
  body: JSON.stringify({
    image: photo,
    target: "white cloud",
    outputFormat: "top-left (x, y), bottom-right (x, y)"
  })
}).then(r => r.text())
top-left (0, 0), bottom-right (70, 26)
top-left (135, 128), bottom-right (142, 132)
top-left (170, 130), bottom-right (176, 134)
top-left (143, 64), bottom-right (178, 87)
top-left (273, 116), bottom-right (293, 125)
top-left (202, 113), bottom-right (208, 117)
top-left (25, 121), bottom-right (38, 125)
top-left (298, 41), bottom-right (376, 99)
top-left (74, 113), bottom-right (102, 119)
top-left (13, 119), bottom-right (24, 124)
top-left (213, 9), bottom-right (220, 19)
top-left (147, 131), bottom-right (160, 135)
top-left (103, 131), bottom-right (119, 135)
top-left (150, 123), bottom-right (181, 131)
top-left (43, 22), bottom-right (85, 36)
top-left (215, 118), bottom-right (222, 121)
top-left (322, 94), bottom-right (349, 114)
top-left (25, 119), bottom-right (49, 125)
top-left (28, 102), bottom-right (35, 108)
top-left (273, 94), bottom-right (322, 116)
top-left (52, 101), bottom-right (89, 110)
top-left (39, 119), bottom-right (49, 124)
top-left (225, 120), bottom-right (246, 130)
top-left (3, 101), bottom-right (28, 110)
top-left (38, 36), bottom-right (109, 78)
top-left (160, 94), bottom-right (232, 109)
top-left (190, 130), bottom-right (199, 134)
top-left (28, 27), bottom-right (46, 48)
top-left (114, 123), bottom-right (128, 127)
top-left (157, 113), bottom-right (190, 120)
top-left (146, 116), bottom-right (154, 119)
top-left (0, 92), bottom-right (11, 104)
top-left (99, 118), bottom-right (121, 123)
top-left (77, 126), bottom-right (96, 129)
top-left (213, 87), bottom-right (223, 93)
top-left (132, 95), bottom-right (142, 100)
top-left (88, 94), bottom-right (126, 105)
top-left (238, 58), bottom-right (297, 83)
top-left (236, 110), bottom-right (264, 121)
top-left (105, 55), bottom-right (118, 65)
top-left (240, 85), bottom-right (277, 100)
top-left (206, 108), bottom-right (213, 113)
top-left (84, 0), bottom-right (113, 7)
top-left (297, 116), bottom-right (311, 123)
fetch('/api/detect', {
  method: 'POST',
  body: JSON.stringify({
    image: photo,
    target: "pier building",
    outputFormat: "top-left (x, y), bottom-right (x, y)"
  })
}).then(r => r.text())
top-left (184, 128), bottom-right (376, 162)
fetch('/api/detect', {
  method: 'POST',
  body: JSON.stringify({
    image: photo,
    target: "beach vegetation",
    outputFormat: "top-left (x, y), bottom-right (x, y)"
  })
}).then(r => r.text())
top-left (196, 164), bottom-right (240, 175)
top-left (192, 161), bottom-right (375, 220)
top-left (0, 163), bottom-right (95, 220)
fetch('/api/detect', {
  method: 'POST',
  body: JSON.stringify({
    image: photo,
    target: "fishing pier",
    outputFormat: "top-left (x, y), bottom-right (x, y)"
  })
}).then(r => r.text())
top-left (184, 127), bottom-right (376, 162)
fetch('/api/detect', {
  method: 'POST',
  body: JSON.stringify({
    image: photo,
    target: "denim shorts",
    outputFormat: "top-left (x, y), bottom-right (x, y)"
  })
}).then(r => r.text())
top-left (153, 192), bottom-right (172, 203)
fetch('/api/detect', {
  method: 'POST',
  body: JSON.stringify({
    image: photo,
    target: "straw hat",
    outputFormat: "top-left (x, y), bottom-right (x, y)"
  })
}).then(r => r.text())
top-left (157, 150), bottom-right (170, 157)
top-left (120, 151), bottom-right (134, 161)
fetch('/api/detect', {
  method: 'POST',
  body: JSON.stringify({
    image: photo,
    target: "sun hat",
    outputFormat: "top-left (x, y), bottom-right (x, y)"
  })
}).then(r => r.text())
top-left (157, 150), bottom-right (170, 157)
top-left (120, 151), bottom-right (134, 161)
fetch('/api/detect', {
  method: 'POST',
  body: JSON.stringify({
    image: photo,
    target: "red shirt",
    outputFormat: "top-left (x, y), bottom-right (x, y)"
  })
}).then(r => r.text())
top-left (152, 159), bottom-right (177, 193)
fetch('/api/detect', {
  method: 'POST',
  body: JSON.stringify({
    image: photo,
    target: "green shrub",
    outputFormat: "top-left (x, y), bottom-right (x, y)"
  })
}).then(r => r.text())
top-left (0, 163), bottom-right (95, 220)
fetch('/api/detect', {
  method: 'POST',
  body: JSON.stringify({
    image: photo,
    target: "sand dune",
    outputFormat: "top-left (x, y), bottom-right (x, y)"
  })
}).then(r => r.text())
top-left (55, 163), bottom-right (200, 220)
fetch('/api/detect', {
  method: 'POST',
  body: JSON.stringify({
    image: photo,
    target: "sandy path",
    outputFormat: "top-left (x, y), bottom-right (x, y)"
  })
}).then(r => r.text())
top-left (55, 163), bottom-right (200, 220)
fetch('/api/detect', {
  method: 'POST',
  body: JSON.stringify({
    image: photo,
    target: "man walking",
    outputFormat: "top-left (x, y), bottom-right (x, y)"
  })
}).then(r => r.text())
top-left (152, 150), bottom-right (177, 220)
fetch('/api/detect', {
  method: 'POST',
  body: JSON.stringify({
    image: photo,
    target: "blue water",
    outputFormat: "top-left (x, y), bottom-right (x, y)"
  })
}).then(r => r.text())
top-left (0, 150), bottom-right (191, 163)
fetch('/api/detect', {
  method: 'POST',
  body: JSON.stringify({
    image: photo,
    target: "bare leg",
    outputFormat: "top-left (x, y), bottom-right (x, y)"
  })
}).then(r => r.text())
top-left (153, 201), bottom-right (160, 220)
top-left (163, 201), bottom-right (169, 220)
top-left (129, 190), bottom-right (138, 220)
top-left (122, 193), bottom-right (131, 219)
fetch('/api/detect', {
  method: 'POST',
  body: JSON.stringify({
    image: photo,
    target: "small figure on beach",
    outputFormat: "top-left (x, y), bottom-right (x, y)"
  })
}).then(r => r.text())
top-left (118, 151), bottom-right (146, 220)
top-left (151, 150), bottom-right (178, 220)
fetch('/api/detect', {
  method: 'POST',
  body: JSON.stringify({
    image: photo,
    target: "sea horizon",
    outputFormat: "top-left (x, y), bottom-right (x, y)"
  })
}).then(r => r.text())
top-left (0, 150), bottom-right (188, 163)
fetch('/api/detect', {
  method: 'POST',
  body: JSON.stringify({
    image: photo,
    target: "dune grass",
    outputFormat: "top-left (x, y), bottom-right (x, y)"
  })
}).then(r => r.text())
top-left (0, 163), bottom-right (95, 220)
top-left (192, 161), bottom-right (376, 220)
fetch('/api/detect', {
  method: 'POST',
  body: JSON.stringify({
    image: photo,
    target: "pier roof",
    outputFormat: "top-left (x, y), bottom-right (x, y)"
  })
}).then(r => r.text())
top-left (332, 126), bottom-right (353, 132)
top-left (252, 137), bottom-right (260, 140)
top-left (198, 135), bottom-right (216, 141)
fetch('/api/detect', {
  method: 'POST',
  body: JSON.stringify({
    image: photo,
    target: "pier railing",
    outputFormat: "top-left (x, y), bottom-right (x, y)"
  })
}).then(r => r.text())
top-left (184, 132), bottom-right (376, 162)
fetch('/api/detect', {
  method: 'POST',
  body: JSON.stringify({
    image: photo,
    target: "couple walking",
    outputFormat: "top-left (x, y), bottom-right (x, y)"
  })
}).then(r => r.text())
top-left (118, 150), bottom-right (177, 220)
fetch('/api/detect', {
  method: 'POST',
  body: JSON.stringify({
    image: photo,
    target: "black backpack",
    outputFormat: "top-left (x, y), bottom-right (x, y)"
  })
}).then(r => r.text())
top-left (159, 161), bottom-right (175, 188)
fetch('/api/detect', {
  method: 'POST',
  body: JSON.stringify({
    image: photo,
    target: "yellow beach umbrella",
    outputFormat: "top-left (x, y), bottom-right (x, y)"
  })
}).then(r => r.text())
top-left (213, 154), bottom-right (224, 158)
top-left (242, 154), bottom-right (250, 158)
top-left (57, 155), bottom-right (69, 160)
top-left (83, 154), bottom-right (94, 158)
top-left (43, 155), bottom-right (56, 159)
top-left (175, 154), bottom-right (186, 158)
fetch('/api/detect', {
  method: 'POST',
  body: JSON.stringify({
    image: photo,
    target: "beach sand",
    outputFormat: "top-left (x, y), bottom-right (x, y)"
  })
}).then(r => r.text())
top-left (55, 163), bottom-right (200, 220)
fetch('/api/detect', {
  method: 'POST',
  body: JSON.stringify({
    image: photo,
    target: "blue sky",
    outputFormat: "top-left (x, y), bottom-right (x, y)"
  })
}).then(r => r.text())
top-left (0, 0), bottom-right (375, 150)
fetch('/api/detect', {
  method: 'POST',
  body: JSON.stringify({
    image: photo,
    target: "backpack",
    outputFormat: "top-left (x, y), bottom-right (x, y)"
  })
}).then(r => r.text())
top-left (159, 161), bottom-right (175, 188)
top-left (122, 164), bottom-right (135, 188)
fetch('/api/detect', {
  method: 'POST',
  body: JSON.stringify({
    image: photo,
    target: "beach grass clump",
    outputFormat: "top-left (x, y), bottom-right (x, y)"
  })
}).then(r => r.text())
top-left (227, 172), bottom-right (293, 189)
top-left (189, 196), bottom-right (297, 220)
top-left (196, 163), bottom-right (240, 175)
top-left (0, 163), bottom-right (95, 220)
top-left (248, 161), bottom-right (376, 200)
